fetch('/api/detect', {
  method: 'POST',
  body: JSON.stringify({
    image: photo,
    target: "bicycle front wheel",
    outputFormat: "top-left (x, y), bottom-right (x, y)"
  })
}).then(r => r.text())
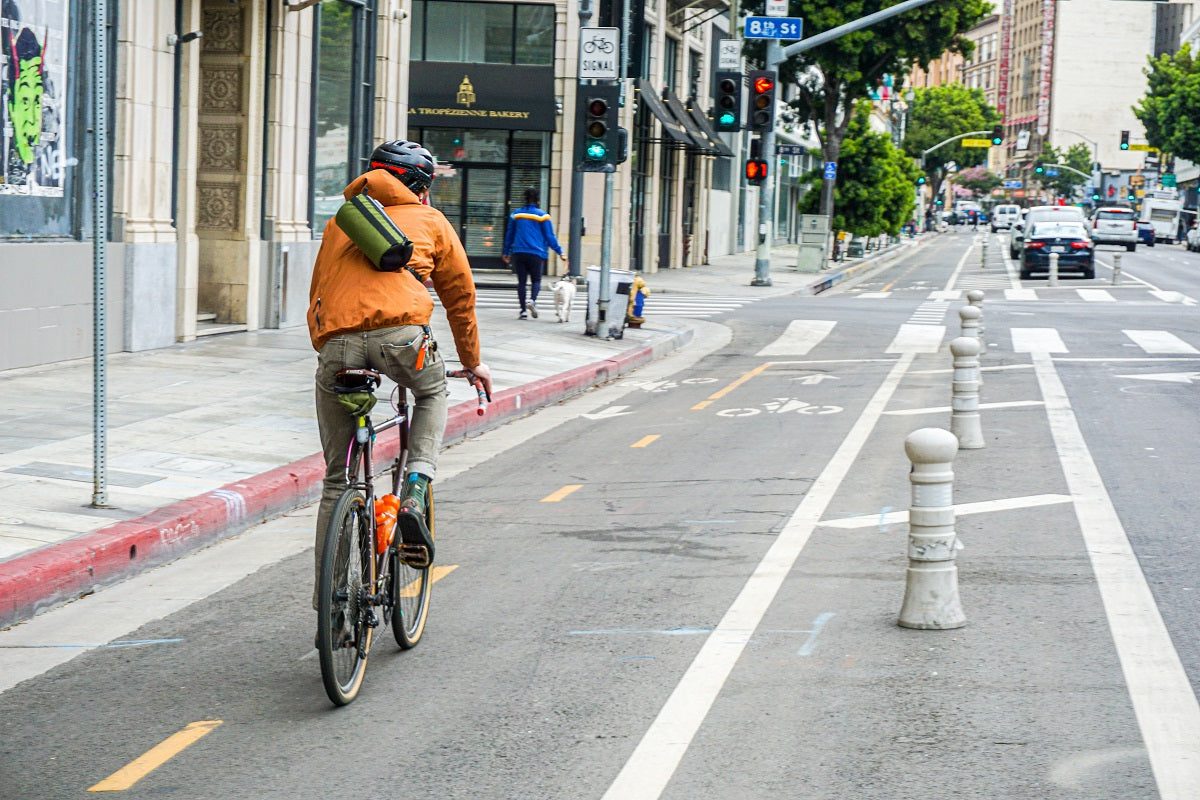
top-left (318, 489), bottom-right (375, 705)
top-left (392, 485), bottom-right (433, 648)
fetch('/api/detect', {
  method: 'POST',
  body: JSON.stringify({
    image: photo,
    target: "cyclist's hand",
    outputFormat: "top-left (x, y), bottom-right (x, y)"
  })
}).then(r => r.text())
top-left (469, 363), bottom-right (494, 402)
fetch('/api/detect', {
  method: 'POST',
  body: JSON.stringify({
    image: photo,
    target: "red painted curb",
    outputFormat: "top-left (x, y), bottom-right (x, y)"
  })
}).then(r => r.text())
top-left (0, 335), bottom-right (678, 628)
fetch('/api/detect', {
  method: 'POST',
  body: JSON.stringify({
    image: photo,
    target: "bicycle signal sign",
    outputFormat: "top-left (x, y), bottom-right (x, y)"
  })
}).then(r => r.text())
top-left (579, 28), bottom-right (620, 80)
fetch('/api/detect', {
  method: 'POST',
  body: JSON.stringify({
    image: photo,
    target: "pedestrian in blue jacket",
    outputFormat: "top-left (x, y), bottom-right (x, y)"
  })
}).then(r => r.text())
top-left (502, 187), bottom-right (567, 319)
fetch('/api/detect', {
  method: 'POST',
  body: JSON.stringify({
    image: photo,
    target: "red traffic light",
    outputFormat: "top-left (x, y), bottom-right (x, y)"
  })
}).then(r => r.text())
top-left (588, 99), bottom-right (608, 117)
top-left (752, 75), bottom-right (775, 95)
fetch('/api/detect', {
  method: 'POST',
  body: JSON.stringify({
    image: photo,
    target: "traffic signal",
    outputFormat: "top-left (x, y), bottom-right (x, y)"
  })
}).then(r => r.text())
top-left (747, 70), bottom-right (776, 134)
top-left (745, 159), bottom-right (768, 185)
top-left (1120, 130), bottom-right (1130, 151)
top-left (714, 70), bottom-right (742, 132)
top-left (1034, 163), bottom-right (1045, 174)
top-left (1091, 191), bottom-right (1101, 201)
top-left (1127, 190), bottom-right (1136, 202)
top-left (917, 176), bottom-right (927, 185)
top-left (990, 125), bottom-right (1004, 146)
top-left (576, 84), bottom-right (620, 172)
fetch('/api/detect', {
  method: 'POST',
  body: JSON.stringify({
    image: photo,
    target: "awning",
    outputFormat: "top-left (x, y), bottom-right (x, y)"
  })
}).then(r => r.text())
top-left (634, 79), bottom-right (693, 147)
top-left (662, 88), bottom-right (716, 153)
top-left (686, 103), bottom-right (734, 158)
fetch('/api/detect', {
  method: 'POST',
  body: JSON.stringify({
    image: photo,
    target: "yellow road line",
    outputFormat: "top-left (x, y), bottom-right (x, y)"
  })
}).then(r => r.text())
top-left (542, 484), bottom-right (583, 502)
top-left (690, 363), bottom-right (771, 410)
top-left (398, 564), bottom-right (458, 598)
top-left (88, 720), bottom-right (223, 792)
top-left (630, 434), bottom-right (660, 448)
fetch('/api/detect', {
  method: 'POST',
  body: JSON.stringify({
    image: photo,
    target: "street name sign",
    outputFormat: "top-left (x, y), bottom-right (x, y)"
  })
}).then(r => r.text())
top-left (1129, 144), bottom-right (1158, 152)
top-left (1044, 169), bottom-right (1059, 176)
top-left (776, 144), bottom-right (807, 156)
top-left (744, 16), bottom-right (804, 39)
top-left (579, 28), bottom-right (619, 80)
top-left (961, 138), bottom-right (992, 148)
top-left (1003, 180), bottom-right (1023, 189)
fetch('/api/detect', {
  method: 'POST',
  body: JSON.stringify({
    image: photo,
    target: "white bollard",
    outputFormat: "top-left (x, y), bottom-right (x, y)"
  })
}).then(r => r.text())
top-left (980, 237), bottom-right (988, 269)
top-left (1048, 251), bottom-right (1059, 287)
top-left (898, 428), bottom-right (967, 630)
top-left (958, 306), bottom-right (983, 381)
top-left (966, 290), bottom-right (986, 353)
top-left (1112, 252), bottom-right (1122, 286)
top-left (950, 336), bottom-right (984, 449)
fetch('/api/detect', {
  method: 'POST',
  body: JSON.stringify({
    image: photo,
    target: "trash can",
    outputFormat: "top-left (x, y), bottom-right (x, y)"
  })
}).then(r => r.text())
top-left (586, 265), bottom-right (634, 338)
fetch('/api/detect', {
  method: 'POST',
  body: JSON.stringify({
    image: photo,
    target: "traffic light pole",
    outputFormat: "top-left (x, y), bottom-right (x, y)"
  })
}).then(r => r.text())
top-left (752, 39), bottom-right (782, 287)
top-left (566, 0), bottom-right (593, 279)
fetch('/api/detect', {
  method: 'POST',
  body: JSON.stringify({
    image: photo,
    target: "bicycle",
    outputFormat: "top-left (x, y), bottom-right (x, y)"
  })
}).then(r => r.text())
top-left (317, 367), bottom-right (487, 706)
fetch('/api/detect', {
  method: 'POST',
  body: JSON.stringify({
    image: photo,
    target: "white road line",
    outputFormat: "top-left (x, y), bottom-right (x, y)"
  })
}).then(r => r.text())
top-left (1148, 290), bottom-right (1198, 305)
top-left (1012, 327), bottom-right (1068, 353)
top-left (927, 290), bottom-right (962, 300)
top-left (1005, 288), bottom-right (1039, 301)
top-left (820, 493), bottom-right (1073, 529)
top-left (886, 324), bottom-right (945, 353)
top-left (882, 399), bottom-right (1045, 416)
top-left (1123, 330), bottom-right (1199, 354)
top-left (857, 291), bottom-right (892, 298)
top-left (755, 320), bottom-right (837, 356)
top-left (601, 353), bottom-right (917, 800)
top-left (1078, 289), bottom-right (1117, 302)
top-left (943, 239), bottom-right (975, 290)
top-left (1032, 352), bottom-right (1200, 799)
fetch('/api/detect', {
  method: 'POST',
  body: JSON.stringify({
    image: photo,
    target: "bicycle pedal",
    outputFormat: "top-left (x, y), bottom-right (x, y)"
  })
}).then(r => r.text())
top-left (397, 544), bottom-right (431, 569)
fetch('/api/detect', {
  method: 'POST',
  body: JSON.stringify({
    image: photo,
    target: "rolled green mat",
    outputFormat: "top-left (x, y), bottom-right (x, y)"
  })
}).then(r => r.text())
top-left (335, 192), bottom-right (414, 272)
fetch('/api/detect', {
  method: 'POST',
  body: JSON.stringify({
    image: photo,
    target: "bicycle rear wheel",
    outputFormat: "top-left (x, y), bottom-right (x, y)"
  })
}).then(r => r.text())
top-left (391, 485), bottom-right (433, 648)
top-left (318, 488), bottom-right (375, 705)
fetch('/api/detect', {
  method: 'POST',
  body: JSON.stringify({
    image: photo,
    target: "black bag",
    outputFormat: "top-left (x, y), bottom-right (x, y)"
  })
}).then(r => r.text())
top-left (335, 192), bottom-right (415, 272)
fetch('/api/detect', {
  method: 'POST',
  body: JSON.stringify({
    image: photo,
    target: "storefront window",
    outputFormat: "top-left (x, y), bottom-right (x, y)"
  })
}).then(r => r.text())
top-left (413, 1), bottom-right (554, 66)
top-left (310, 0), bottom-right (375, 234)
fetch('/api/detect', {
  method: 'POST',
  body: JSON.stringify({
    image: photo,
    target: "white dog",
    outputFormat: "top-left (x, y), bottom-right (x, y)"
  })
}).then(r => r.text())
top-left (552, 278), bottom-right (576, 323)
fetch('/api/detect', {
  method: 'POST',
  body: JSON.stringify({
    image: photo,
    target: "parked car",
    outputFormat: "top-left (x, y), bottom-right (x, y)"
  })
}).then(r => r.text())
top-left (1089, 206), bottom-right (1139, 250)
top-left (1184, 223), bottom-right (1200, 251)
top-left (1021, 220), bottom-right (1095, 280)
top-left (1138, 220), bottom-right (1157, 247)
top-left (991, 204), bottom-right (1021, 232)
top-left (1009, 205), bottom-right (1087, 258)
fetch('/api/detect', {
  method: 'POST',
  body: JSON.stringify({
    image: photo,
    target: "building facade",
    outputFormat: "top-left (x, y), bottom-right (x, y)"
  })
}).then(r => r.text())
top-left (0, 0), bottom-right (760, 373)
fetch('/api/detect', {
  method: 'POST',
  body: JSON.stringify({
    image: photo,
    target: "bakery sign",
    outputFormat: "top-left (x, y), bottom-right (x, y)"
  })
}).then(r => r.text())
top-left (408, 62), bottom-right (557, 131)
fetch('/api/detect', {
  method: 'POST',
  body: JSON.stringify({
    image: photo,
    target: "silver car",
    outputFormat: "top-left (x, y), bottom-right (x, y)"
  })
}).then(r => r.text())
top-left (1089, 207), bottom-right (1139, 250)
top-left (1009, 205), bottom-right (1087, 258)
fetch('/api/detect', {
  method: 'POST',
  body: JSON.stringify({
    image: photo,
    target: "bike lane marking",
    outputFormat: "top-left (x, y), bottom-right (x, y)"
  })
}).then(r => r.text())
top-left (88, 720), bottom-right (222, 792)
top-left (690, 363), bottom-right (771, 410)
top-left (630, 435), bottom-right (661, 448)
top-left (541, 484), bottom-right (583, 503)
top-left (1033, 352), bottom-right (1200, 799)
top-left (601, 352), bottom-right (915, 800)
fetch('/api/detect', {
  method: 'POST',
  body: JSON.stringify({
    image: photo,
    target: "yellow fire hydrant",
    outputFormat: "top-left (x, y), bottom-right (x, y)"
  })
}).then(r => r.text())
top-left (626, 274), bottom-right (649, 328)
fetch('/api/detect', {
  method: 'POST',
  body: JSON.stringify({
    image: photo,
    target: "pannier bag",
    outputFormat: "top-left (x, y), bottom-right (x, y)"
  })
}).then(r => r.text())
top-left (335, 192), bottom-right (414, 272)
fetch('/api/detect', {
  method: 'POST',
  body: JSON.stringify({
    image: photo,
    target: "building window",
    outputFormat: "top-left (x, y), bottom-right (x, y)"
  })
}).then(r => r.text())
top-left (663, 36), bottom-right (678, 91)
top-left (412, 1), bottom-right (554, 66)
top-left (310, 0), bottom-right (376, 233)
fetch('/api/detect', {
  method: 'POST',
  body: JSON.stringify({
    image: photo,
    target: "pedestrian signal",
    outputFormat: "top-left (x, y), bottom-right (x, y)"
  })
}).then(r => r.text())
top-left (745, 159), bottom-right (768, 185)
top-left (747, 70), bottom-right (776, 134)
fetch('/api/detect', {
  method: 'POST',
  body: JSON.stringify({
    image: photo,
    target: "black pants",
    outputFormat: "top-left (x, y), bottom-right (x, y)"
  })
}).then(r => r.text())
top-left (512, 252), bottom-right (545, 310)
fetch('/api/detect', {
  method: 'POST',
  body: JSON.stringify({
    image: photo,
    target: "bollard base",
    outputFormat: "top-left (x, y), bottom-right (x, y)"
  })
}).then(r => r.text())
top-left (898, 562), bottom-right (967, 629)
top-left (950, 414), bottom-right (985, 449)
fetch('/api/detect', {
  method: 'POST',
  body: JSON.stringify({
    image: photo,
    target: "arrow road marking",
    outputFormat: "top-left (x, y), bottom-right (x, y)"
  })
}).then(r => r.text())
top-left (792, 374), bottom-right (839, 385)
top-left (582, 405), bottom-right (634, 420)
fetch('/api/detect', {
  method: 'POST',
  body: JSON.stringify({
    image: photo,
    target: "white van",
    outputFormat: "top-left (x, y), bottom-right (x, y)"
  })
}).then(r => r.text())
top-left (991, 204), bottom-right (1020, 232)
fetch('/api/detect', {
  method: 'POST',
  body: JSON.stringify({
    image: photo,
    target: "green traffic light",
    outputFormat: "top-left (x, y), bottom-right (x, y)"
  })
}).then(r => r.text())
top-left (718, 112), bottom-right (736, 126)
top-left (1120, 143), bottom-right (1129, 151)
top-left (917, 176), bottom-right (926, 185)
top-left (585, 141), bottom-right (608, 160)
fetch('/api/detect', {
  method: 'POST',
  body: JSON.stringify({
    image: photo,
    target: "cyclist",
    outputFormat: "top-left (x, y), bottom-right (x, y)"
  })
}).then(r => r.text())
top-left (306, 139), bottom-right (493, 614)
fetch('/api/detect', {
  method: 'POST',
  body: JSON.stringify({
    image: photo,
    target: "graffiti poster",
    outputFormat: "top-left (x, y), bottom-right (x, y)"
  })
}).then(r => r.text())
top-left (1, 0), bottom-right (68, 197)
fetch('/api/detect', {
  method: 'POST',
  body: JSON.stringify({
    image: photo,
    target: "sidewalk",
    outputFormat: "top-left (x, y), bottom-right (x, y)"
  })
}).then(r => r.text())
top-left (0, 239), bottom-right (919, 627)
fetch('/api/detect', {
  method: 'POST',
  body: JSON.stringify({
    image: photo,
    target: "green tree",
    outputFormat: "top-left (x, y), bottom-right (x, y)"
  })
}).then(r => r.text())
top-left (799, 105), bottom-right (920, 236)
top-left (1033, 143), bottom-right (1091, 198)
top-left (902, 84), bottom-right (1000, 208)
top-left (743, 0), bottom-right (989, 219)
top-left (1135, 43), bottom-right (1200, 163)
top-left (950, 166), bottom-right (1002, 198)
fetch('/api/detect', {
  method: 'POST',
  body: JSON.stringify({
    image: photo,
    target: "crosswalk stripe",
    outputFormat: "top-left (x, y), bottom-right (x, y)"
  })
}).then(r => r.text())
top-left (1123, 330), bottom-right (1199, 354)
top-left (856, 291), bottom-right (892, 298)
top-left (1078, 289), bottom-right (1116, 302)
top-left (756, 320), bottom-right (837, 356)
top-left (1005, 289), bottom-right (1038, 301)
top-left (887, 324), bottom-right (945, 353)
top-left (1012, 328), bottom-right (1068, 353)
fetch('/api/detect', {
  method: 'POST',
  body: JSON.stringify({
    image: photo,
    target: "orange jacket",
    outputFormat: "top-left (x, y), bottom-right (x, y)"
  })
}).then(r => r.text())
top-left (306, 170), bottom-right (480, 368)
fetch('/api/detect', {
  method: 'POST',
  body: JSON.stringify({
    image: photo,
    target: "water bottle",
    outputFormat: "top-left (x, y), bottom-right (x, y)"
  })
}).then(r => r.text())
top-left (375, 494), bottom-right (399, 554)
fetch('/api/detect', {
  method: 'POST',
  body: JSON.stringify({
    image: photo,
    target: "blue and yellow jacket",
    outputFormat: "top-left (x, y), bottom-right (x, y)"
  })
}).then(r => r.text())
top-left (503, 204), bottom-right (564, 260)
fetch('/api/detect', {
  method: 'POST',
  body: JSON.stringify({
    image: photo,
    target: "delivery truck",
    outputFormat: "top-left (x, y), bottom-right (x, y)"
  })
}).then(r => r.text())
top-left (1140, 189), bottom-right (1182, 244)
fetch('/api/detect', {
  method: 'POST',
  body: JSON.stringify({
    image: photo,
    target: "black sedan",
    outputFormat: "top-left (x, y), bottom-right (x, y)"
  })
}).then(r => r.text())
top-left (1020, 221), bottom-right (1095, 280)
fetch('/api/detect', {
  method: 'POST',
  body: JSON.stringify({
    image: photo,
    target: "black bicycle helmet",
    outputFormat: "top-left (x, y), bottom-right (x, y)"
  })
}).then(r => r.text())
top-left (369, 140), bottom-right (437, 191)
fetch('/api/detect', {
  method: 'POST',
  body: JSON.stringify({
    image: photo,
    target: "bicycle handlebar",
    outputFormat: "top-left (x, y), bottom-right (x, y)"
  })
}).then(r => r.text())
top-left (446, 369), bottom-right (488, 415)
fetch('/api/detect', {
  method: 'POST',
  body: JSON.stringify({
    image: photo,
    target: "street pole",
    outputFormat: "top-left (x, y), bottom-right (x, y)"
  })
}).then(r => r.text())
top-left (92, 0), bottom-right (109, 508)
top-left (565, 0), bottom-right (592, 279)
top-left (752, 38), bottom-right (782, 287)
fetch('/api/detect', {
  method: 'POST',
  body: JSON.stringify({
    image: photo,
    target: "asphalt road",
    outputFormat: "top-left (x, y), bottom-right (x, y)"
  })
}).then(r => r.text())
top-left (2, 230), bottom-right (1197, 799)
